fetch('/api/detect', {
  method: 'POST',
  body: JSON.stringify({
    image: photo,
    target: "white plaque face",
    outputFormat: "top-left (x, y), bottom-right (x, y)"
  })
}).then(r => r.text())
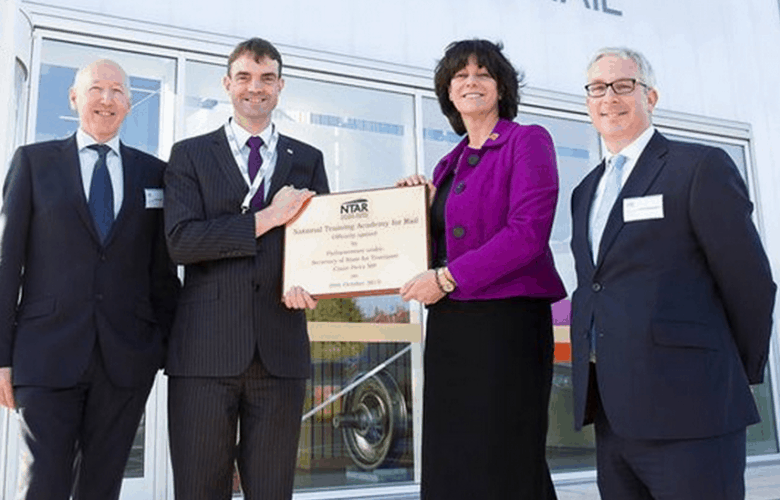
top-left (283, 185), bottom-right (430, 299)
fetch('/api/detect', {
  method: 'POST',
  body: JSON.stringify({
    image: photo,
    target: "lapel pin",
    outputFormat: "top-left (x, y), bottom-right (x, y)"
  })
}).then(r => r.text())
top-left (287, 148), bottom-right (294, 155)
top-left (488, 133), bottom-right (499, 141)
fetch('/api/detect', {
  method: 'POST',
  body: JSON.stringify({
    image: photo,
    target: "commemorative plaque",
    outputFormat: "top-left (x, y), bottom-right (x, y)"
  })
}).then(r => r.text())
top-left (283, 184), bottom-right (430, 299)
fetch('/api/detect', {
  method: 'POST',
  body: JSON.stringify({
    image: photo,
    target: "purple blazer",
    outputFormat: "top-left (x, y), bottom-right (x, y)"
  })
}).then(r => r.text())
top-left (432, 119), bottom-right (566, 301)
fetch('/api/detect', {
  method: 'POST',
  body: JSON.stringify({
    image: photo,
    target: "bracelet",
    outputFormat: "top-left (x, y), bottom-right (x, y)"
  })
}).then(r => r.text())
top-left (434, 269), bottom-right (447, 294)
top-left (441, 267), bottom-right (456, 288)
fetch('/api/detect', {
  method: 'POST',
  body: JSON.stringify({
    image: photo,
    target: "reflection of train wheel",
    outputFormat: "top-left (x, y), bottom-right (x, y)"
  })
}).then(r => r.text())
top-left (333, 371), bottom-right (408, 471)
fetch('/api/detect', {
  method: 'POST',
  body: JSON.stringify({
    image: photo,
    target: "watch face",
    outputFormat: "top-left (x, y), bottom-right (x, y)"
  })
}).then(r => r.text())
top-left (443, 280), bottom-right (455, 292)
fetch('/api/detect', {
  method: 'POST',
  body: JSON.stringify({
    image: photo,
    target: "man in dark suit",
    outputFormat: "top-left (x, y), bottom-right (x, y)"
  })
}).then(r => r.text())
top-left (0, 59), bottom-right (179, 499)
top-left (164, 37), bottom-right (328, 500)
top-left (570, 47), bottom-right (776, 499)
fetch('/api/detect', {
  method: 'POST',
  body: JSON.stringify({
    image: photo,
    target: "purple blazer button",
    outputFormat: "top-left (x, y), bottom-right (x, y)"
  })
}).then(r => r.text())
top-left (453, 226), bottom-right (465, 238)
top-left (455, 182), bottom-right (465, 194)
top-left (467, 155), bottom-right (480, 166)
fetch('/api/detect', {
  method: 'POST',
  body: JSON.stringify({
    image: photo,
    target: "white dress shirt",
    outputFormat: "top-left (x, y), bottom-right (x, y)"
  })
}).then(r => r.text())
top-left (588, 125), bottom-right (656, 241)
top-left (225, 118), bottom-right (280, 203)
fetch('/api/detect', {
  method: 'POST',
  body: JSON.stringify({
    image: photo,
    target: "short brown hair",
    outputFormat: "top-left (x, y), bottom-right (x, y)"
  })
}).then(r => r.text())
top-left (227, 38), bottom-right (283, 77)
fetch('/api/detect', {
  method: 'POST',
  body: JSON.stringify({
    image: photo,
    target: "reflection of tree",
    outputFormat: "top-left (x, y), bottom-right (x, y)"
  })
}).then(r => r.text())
top-left (311, 341), bottom-right (365, 361)
top-left (366, 305), bottom-right (409, 324)
top-left (306, 298), bottom-right (364, 323)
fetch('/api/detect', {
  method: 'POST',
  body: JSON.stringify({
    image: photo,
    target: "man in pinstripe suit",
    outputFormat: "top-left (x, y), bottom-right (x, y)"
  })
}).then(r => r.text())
top-left (164, 38), bottom-right (329, 500)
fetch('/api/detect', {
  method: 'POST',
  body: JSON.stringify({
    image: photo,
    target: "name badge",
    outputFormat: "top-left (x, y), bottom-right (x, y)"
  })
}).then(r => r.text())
top-left (145, 188), bottom-right (164, 209)
top-left (623, 194), bottom-right (663, 222)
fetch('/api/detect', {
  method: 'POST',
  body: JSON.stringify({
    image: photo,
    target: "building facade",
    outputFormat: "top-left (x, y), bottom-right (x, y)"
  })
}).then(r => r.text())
top-left (1, 0), bottom-right (779, 498)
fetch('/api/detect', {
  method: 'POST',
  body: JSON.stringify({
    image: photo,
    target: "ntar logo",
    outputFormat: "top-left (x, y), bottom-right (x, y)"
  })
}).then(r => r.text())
top-left (340, 198), bottom-right (369, 219)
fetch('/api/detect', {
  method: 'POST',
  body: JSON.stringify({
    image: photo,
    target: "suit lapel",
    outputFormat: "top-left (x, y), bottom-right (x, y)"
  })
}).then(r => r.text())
top-left (61, 135), bottom-right (103, 243)
top-left (573, 161), bottom-right (605, 269)
top-left (269, 135), bottom-right (293, 197)
top-left (596, 131), bottom-right (669, 266)
top-left (211, 127), bottom-right (251, 199)
top-left (106, 143), bottom-right (140, 245)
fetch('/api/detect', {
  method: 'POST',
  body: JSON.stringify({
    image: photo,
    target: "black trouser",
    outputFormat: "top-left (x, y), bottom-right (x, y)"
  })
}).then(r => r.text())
top-left (168, 354), bottom-right (306, 500)
top-left (15, 346), bottom-right (152, 500)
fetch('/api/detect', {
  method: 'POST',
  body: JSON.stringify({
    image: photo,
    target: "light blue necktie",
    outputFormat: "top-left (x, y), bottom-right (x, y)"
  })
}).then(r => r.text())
top-left (590, 154), bottom-right (627, 263)
top-left (589, 154), bottom-right (626, 362)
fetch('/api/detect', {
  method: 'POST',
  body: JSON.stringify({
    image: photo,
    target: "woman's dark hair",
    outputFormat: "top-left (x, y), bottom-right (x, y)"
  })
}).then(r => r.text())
top-left (434, 39), bottom-right (524, 136)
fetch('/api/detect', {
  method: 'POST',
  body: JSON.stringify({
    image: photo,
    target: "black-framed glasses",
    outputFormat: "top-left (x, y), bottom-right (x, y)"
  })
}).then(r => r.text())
top-left (585, 78), bottom-right (648, 97)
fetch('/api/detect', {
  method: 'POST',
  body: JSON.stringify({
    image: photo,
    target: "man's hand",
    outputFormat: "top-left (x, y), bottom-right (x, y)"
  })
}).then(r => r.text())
top-left (255, 186), bottom-right (315, 237)
top-left (0, 367), bottom-right (15, 409)
top-left (283, 286), bottom-right (318, 310)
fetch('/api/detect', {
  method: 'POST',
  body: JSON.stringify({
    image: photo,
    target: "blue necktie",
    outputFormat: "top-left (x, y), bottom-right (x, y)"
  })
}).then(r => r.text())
top-left (246, 136), bottom-right (265, 210)
top-left (87, 144), bottom-right (114, 242)
top-left (589, 154), bottom-right (627, 363)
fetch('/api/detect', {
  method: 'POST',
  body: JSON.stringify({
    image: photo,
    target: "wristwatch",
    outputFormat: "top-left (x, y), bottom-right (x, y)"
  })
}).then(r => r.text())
top-left (436, 267), bottom-right (456, 293)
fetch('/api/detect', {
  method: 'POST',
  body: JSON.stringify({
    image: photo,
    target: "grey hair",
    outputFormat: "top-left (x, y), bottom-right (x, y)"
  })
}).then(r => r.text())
top-left (69, 59), bottom-right (132, 110)
top-left (586, 47), bottom-right (656, 89)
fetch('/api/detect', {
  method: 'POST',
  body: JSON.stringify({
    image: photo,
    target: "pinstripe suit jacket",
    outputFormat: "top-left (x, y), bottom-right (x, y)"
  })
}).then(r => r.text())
top-left (164, 126), bottom-right (329, 378)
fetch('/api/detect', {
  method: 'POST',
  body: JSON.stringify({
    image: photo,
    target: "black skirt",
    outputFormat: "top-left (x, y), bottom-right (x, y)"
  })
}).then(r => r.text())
top-left (421, 296), bottom-right (558, 500)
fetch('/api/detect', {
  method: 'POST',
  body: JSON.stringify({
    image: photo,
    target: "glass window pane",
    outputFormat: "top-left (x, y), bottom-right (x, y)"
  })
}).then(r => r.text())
top-left (298, 342), bottom-right (414, 490)
top-left (422, 96), bottom-right (461, 179)
top-left (665, 133), bottom-right (747, 179)
top-left (13, 58), bottom-right (28, 150)
top-left (520, 112), bottom-right (601, 472)
top-left (37, 40), bottom-right (175, 157)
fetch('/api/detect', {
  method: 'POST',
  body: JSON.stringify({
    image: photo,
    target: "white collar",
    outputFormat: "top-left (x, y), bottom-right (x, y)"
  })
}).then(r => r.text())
top-left (601, 125), bottom-right (655, 166)
top-left (76, 128), bottom-right (121, 156)
top-left (228, 118), bottom-right (277, 149)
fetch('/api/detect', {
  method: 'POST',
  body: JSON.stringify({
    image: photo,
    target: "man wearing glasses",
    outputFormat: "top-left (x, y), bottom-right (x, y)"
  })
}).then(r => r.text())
top-left (569, 47), bottom-right (775, 499)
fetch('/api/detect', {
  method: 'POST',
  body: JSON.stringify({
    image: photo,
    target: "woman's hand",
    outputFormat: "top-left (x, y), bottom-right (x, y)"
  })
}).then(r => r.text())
top-left (395, 175), bottom-right (436, 207)
top-left (400, 270), bottom-right (446, 305)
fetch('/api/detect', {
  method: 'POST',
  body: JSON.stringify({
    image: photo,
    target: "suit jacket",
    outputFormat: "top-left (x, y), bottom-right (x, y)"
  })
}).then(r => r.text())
top-left (164, 126), bottom-right (329, 379)
top-left (570, 130), bottom-right (776, 440)
top-left (430, 119), bottom-right (566, 301)
top-left (0, 135), bottom-right (180, 388)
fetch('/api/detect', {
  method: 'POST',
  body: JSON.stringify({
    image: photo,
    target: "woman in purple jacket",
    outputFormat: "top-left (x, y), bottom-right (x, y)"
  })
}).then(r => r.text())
top-left (398, 40), bottom-right (565, 499)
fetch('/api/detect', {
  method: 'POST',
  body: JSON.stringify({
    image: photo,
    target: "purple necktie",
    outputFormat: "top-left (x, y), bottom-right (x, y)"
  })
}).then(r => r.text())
top-left (246, 136), bottom-right (265, 210)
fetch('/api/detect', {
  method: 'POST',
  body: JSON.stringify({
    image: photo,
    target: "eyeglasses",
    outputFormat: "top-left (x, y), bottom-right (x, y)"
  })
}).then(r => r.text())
top-left (584, 78), bottom-right (648, 97)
